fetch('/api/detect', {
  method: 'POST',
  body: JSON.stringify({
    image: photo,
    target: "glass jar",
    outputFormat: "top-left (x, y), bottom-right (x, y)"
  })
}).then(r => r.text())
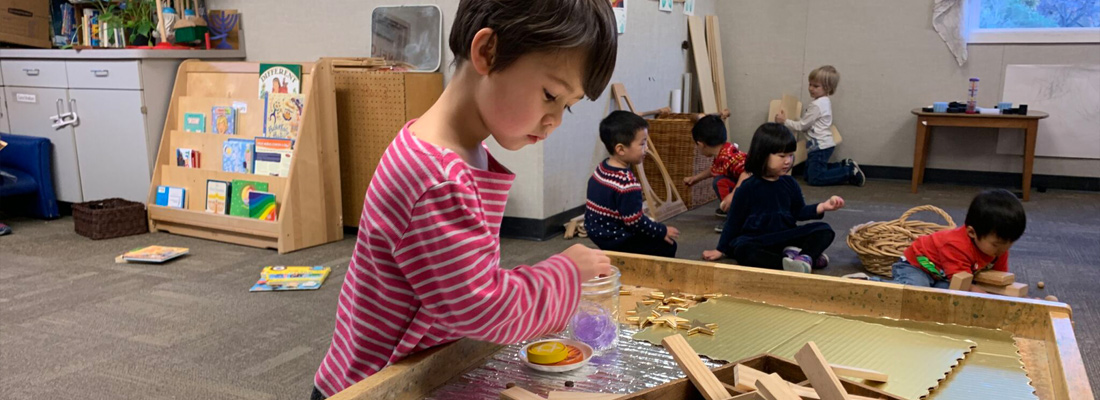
top-left (567, 266), bottom-right (621, 353)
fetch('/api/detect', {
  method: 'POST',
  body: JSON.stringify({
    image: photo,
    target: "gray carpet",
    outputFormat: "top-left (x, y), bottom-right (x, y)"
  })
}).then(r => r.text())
top-left (1, 178), bottom-right (1097, 398)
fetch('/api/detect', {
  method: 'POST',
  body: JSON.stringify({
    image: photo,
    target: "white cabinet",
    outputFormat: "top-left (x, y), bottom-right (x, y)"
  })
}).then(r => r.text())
top-left (69, 89), bottom-right (151, 202)
top-left (0, 87), bottom-right (10, 133)
top-left (5, 86), bottom-right (84, 202)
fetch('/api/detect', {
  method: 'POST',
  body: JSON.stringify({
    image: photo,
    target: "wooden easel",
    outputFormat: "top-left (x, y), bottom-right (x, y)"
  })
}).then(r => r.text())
top-left (610, 83), bottom-right (688, 222)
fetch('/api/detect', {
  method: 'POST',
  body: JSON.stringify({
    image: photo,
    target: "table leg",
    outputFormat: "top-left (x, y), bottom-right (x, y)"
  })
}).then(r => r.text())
top-left (1022, 120), bottom-right (1038, 201)
top-left (912, 119), bottom-right (930, 193)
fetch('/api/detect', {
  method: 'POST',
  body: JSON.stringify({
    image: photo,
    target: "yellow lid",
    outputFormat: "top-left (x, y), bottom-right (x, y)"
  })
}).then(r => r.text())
top-left (526, 341), bottom-right (568, 365)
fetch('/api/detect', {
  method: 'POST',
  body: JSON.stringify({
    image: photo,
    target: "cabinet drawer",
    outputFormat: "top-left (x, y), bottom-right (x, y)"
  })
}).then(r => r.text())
top-left (0, 60), bottom-right (68, 88)
top-left (66, 61), bottom-right (142, 90)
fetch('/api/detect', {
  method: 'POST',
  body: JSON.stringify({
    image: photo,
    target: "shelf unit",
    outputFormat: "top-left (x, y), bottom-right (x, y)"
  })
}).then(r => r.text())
top-left (146, 59), bottom-right (342, 253)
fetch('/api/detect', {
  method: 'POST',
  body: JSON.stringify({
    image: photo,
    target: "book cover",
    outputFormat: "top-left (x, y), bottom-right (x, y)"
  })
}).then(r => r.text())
top-left (263, 93), bottom-right (304, 142)
top-left (155, 186), bottom-right (186, 208)
top-left (248, 191), bottom-right (277, 221)
top-left (206, 180), bottom-right (229, 214)
top-left (229, 179), bottom-right (269, 217)
top-left (184, 112), bottom-right (206, 133)
top-left (211, 106), bottom-right (237, 135)
top-left (121, 246), bottom-right (190, 263)
top-left (176, 148), bottom-right (200, 168)
top-left (221, 138), bottom-right (254, 173)
top-left (250, 266), bottom-right (331, 292)
top-left (259, 64), bottom-right (302, 99)
top-left (253, 137), bottom-right (293, 177)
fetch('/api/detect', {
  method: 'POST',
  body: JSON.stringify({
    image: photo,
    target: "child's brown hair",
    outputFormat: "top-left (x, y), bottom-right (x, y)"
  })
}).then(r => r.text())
top-left (809, 65), bottom-right (839, 96)
top-left (449, 0), bottom-right (618, 100)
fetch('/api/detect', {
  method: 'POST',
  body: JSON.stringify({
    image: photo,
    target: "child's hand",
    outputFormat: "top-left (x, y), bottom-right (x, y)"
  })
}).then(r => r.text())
top-left (720, 197), bottom-right (732, 212)
top-left (817, 196), bottom-right (845, 213)
top-left (720, 108), bottom-right (731, 121)
top-left (702, 250), bottom-right (723, 261)
top-left (665, 226), bottom-right (680, 244)
top-left (775, 110), bottom-right (787, 124)
top-left (683, 176), bottom-right (696, 186)
top-left (561, 244), bottom-right (612, 281)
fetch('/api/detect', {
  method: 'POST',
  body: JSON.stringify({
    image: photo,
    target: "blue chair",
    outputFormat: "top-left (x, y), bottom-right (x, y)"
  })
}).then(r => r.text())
top-left (0, 133), bottom-right (60, 219)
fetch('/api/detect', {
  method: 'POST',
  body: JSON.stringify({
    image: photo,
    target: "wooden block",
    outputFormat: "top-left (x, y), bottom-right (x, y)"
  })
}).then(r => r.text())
top-left (977, 282), bottom-right (1029, 297)
top-left (546, 392), bottom-right (619, 400)
top-left (754, 373), bottom-right (801, 400)
top-left (949, 272), bottom-right (973, 291)
top-left (687, 16), bottom-right (718, 114)
top-left (662, 334), bottom-right (733, 400)
top-left (794, 342), bottom-right (850, 400)
top-left (974, 270), bottom-right (1015, 286)
top-left (730, 392), bottom-right (766, 400)
top-left (502, 386), bottom-right (547, 400)
top-left (829, 364), bottom-right (889, 383)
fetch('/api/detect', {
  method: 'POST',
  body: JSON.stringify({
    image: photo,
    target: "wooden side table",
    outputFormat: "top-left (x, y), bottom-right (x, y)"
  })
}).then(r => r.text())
top-left (910, 108), bottom-right (1049, 201)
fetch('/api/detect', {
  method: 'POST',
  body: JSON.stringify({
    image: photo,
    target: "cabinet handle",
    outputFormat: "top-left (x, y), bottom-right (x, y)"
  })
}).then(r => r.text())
top-left (69, 99), bottom-right (80, 127)
top-left (23, 68), bottom-right (40, 76)
top-left (92, 69), bottom-right (110, 77)
top-left (56, 98), bottom-right (65, 117)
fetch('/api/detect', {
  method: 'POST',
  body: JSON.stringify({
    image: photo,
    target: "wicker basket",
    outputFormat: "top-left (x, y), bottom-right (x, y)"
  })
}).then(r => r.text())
top-left (643, 113), bottom-right (716, 209)
top-left (846, 205), bottom-right (956, 277)
top-left (73, 198), bottom-right (148, 240)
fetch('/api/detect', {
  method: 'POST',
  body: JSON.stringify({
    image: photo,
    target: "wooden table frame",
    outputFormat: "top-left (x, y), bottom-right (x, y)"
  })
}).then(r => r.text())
top-left (911, 109), bottom-right (1049, 201)
top-left (329, 252), bottom-right (1091, 400)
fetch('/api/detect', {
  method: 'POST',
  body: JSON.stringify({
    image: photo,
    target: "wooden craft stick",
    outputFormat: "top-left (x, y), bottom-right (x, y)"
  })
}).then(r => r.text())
top-left (794, 342), bottom-right (850, 400)
top-left (949, 272), bottom-right (973, 291)
top-left (729, 392), bottom-right (766, 400)
top-left (829, 364), bottom-right (889, 383)
top-left (662, 334), bottom-right (733, 400)
top-left (733, 364), bottom-right (878, 400)
top-left (977, 282), bottom-right (1029, 297)
top-left (754, 373), bottom-right (800, 400)
top-left (546, 392), bottom-right (620, 400)
top-left (501, 386), bottom-right (547, 400)
top-left (974, 270), bottom-right (1015, 286)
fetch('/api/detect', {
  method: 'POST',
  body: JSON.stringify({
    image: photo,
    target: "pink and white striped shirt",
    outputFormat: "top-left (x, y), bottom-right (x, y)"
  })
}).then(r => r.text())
top-left (314, 121), bottom-right (581, 397)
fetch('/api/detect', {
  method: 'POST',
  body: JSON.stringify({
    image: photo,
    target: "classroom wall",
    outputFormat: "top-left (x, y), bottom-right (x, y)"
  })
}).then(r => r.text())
top-left (207, 0), bottom-right (717, 220)
top-left (715, 0), bottom-right (1100, 179)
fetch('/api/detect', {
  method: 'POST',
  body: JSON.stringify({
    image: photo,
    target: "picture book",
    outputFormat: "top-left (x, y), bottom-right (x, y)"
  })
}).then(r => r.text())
top-left (248, 191), bottom-right (277, 221)
top-left (211, 106), bottom-right (237, 135)
top-left (259, 64), bottom-right (302, 99)
top-left (229, 179), bottom-right (269, 217)
top-left (250, 266), bottom-right (331, 292)
top-left (176, 148), bottom-right (200, 168)
top-left (263, 93), bottom-right (304, 142)
top-left (155, 186), bottom-right (186, 209)
top-left (253, 137), bottom-right (293, 177)
top-left (221, 138), bottom-right (254, 174)
top-left (206, 180), bottom-right (229, 214)
top-left (183, 112), bottom-right (206, 133)
top-left (120, 245), bottom-right (190, 263)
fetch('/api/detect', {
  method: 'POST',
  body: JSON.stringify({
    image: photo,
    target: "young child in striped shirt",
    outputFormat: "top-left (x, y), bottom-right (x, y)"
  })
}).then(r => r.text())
top-left (312, 0), bottom-right (619, 398)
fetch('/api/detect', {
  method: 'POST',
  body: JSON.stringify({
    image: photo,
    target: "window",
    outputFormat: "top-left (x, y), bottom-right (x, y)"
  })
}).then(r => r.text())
top-left (966, 0), bottom-right (1100, 43)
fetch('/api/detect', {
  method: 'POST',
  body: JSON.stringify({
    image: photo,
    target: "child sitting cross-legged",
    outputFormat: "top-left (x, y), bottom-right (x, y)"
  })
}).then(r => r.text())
top-left (585, 111), bottom-right (680, 258)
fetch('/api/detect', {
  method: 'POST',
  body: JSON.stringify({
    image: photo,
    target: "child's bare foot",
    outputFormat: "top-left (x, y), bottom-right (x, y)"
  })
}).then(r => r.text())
top-left (702, 250), bottom-right (723, 261)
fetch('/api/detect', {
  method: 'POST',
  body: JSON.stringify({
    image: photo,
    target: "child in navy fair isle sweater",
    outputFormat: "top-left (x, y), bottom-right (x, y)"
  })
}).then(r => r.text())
top-left (585, 111), bottom-right (680, 258)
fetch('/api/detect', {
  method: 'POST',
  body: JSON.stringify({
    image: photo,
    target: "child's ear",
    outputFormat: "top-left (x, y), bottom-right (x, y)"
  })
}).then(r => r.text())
top-left (966, 226), bottom-right (978, 240)
top-left (469, 28), bottom-right (497, 75)
top-left (615, 143), bottom-right (626, 155)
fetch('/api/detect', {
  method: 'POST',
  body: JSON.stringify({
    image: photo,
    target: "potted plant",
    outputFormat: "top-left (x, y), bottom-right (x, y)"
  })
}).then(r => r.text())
top-left (93, 1), bottom-right (126, 48)
top-left (121, 0), bottom-right (156, 46)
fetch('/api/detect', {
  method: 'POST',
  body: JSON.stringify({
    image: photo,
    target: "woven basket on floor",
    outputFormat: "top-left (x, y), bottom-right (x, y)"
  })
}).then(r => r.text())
top-left (73, 198), bottom-right (148, 240)
top-left (846, 205), bottom-right (956, 277)
top-left (643, 113), bottom-right (716, 209)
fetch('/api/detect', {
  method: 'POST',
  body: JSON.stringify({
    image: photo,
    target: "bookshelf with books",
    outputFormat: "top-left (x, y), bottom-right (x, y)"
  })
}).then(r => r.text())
top-left (146, 60), bottom-right (342, 254)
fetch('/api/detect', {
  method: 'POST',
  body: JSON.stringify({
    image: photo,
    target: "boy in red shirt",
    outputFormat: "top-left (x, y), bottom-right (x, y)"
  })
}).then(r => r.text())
top-left (682, 114), bottom-right (750, 231)
top-left (845, 189), bottom-right (1025, 290)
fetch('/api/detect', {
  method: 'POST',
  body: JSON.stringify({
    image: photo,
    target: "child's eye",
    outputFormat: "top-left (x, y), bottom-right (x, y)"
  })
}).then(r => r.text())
top-left (544, 89), bottom-right (557, 102)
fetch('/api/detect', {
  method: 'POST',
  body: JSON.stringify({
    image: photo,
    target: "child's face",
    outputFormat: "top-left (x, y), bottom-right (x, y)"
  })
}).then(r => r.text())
top-left (476, 48), bottom-right (586, 151)
top-left (766, 152), bottom-right (794, 177)
top-left (967, 227), bottom-right (1015, 258)
top-left (617, 129), bottom-right (648, 165)
top-left (808, 80), bottom-right (826, 99)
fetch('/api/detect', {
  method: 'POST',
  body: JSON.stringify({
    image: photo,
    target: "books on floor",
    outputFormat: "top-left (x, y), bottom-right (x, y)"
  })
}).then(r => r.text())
top-left (211, 106), bottom-right (237, 135)
top-left (258, 64), bottom-right (302, 99)
top-left (250, 266), bottom-right (331, 292)
top-left (222, 138), bottom-right (254, 173)
top-left (263, 93), bottom-right (304, 142)
top-left (254, 137), bottom-right (293, 177)
top-left (229, 179), bottom-right (268, 217)
top-left (176, 148), bottom-right (200, 168)
top-left (119, 245), bottom-right (189, 263)
top-left (155, 185), bottom-right (186, 208)
top-left (183, 112), bottom-right (206, 133)
top-left (206, 180), bottom-right (229, 214)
